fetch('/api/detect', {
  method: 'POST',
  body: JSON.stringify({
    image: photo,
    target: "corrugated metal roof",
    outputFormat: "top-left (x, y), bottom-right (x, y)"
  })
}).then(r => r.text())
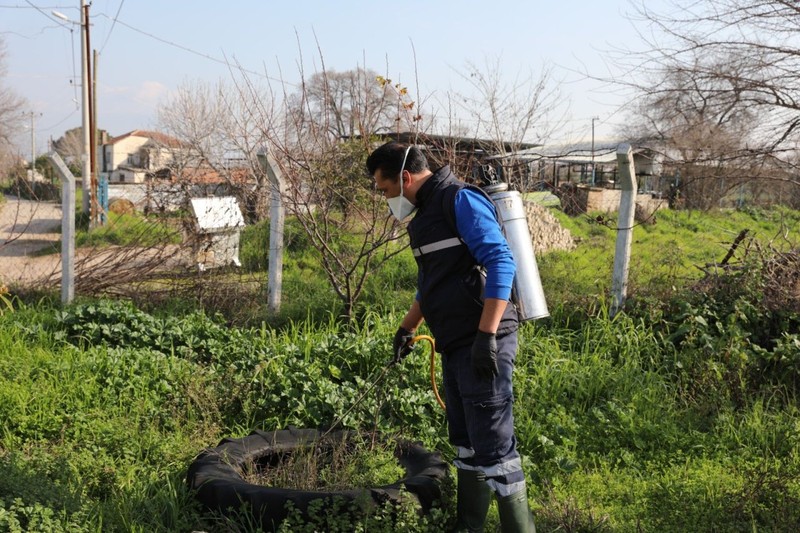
top-left (373, 131), bottom-right (542, 153)
top-left (488, 139), bottom-right (657, 165)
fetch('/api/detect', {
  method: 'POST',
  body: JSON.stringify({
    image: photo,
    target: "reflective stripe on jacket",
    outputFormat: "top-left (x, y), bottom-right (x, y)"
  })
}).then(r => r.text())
top-left (408, 166), bottom-right (518, 352)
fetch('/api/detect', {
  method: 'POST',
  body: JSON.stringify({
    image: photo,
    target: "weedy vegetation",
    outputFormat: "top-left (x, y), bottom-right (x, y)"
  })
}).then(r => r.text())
top-left (0, 206), bottom-right (798, 531)
top-left (241, 434), bottom-right (405, 492)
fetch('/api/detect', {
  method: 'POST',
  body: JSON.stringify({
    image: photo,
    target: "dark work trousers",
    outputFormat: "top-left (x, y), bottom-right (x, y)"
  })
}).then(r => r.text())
top-left (442, 330), bottom-right (526, 497)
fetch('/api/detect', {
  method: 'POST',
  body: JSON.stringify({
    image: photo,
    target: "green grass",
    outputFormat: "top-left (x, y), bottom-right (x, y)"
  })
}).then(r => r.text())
top-left (76, 212), bottom-right (181, 248)
top-left (2, 287), bottom-right (799, 531)
top-left (30, 211), bottom-right (182, 257)
top-left (540, 206), bottom-right (800, 311)
top-left (524, 191), bottom-right (561, 207)
top-left (1, 207), bottom-right (799, 531)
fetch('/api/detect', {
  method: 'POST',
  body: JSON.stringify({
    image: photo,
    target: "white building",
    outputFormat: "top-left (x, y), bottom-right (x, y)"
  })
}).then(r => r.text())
top-left (101, 130), bottom-right (186, 184)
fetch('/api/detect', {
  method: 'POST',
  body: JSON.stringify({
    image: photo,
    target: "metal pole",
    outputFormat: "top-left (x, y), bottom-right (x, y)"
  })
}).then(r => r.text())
top-left (92, 48), bottom-right (100, 226)
top-left (80, 0), bottom-right (91, 215)
top-left (21, 111), bottom-right (41, 177)
top-left (591, 116), bottom-right (599, 186)
top-left (46, 152), bottom-right (75, 304)
top-left (30, 112), bottom-right (35, 173)
top-left (611, 143), bottom-right (637, 317)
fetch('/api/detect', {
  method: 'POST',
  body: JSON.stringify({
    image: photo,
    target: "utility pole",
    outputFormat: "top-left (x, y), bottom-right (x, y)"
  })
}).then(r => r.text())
top-left (52, 3), bottom-right (91, 213)
top-left (591, 116), bottom-right (599, 186)
top-left (91, 47), bottom-right (99, 227)
top-left (22, 111), bottom-right (41, 177)
top-left (80, 0), bottom-right (92, 216)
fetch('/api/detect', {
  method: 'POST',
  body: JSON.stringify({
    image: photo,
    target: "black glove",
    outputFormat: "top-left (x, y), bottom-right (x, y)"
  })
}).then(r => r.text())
top-left (392, 327), bottom-right (415, 363)
top-left (471, 330), bottom-right (498, 380)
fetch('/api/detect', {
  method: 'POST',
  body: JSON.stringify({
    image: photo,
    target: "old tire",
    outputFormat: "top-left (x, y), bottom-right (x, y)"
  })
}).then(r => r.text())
top-left (186, 428), bottom-right (449, 530)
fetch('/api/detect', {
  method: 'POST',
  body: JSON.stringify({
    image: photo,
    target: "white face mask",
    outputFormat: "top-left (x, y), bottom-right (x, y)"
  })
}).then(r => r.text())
top-left (387, 146), bottom-right (416, 221)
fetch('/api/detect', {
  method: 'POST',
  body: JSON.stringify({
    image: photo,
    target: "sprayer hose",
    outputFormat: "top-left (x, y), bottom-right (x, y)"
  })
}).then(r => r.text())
top-left (412, 335), bottom-right (446, 411)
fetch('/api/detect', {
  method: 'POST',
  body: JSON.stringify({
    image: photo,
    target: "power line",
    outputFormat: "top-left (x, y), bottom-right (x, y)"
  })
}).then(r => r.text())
top-left (16, 3), bottom-right (306, 91)
top-left (13, 2), bottom-right (277, 82)
top-left (16, 2), bottom-right (80, 108)
top-left (0, 4), bottom-right (73, 8)
top-left (99, 0), bottom-right (125, 53)
top-left (97, 13), bottom-right (296, 86)
top-left (20, 0), bottom-right (71, 27)
top-left (39, 108), bottom-right (78, 132)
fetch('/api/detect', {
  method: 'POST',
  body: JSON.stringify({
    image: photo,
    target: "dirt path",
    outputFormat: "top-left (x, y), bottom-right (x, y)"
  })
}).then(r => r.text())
top-left (0, 196), bottom-right (192, 289)
top-left (0, 196), bottom-right (63, 285)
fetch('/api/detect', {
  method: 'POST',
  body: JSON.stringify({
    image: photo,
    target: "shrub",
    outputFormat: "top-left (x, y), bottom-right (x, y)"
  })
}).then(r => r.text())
top-left (651, 246), bottom-right (800, 405)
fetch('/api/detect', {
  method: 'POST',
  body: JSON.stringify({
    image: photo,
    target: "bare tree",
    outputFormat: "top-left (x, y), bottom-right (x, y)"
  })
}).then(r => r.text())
top-left (454, 57), bottom-right (564, 151)
top-left (446, 56), bottom-right (567, 190)
top-left (159, 64), bottom-right (410, 321)
top-left (158, 79), bottom-right (274, 222)
top-left (51, 127), bottom-right (85, 175)
top-left (625, 54), bottom-right (769, 209)
top-left (0, 37), bottom-right (25, 177)
top-left (289, 67), bottom-right (397, 140)
top-left (616, 0), bottom-right (800, 207)
top-left (249, 63), bottom-right (409, 321)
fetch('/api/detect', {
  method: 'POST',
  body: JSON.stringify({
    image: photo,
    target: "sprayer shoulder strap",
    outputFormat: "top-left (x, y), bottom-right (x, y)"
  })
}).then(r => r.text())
top-left (441, 184), bottom-right (501, 240)
top-left (441, 185), bottom-right (461, 240)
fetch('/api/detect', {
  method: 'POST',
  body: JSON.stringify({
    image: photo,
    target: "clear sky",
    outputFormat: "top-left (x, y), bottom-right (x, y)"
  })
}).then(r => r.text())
top-left (2, 0), bottom-right (655, 161)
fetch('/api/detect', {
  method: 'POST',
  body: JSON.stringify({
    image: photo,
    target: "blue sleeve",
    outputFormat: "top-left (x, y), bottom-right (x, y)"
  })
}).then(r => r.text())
top-left (454, 188), bottom-right (516, 300)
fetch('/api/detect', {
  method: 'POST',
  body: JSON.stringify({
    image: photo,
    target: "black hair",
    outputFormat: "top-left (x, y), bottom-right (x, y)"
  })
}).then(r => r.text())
top-left (366, 141), bottom-right (429, 181)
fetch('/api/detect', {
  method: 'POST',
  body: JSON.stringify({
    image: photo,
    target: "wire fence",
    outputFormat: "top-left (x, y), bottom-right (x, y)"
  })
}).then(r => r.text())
top-left (2, 171), bottom-right (797, 324)
top-left (0, 186), bottom-right (261, 316)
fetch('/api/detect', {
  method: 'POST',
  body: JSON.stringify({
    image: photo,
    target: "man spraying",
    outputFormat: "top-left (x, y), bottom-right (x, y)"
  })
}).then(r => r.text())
top-left (368, 141), bottom-right (536, 532)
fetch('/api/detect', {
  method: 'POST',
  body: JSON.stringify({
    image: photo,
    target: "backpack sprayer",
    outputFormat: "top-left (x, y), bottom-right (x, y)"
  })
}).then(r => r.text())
top-left (482, 181), bottom-right (549, 321)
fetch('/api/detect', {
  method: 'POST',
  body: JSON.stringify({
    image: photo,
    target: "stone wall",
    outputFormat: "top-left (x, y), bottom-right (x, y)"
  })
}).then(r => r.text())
top-left (634, 194), bottom-right (667, 224)
top-left (524, 200), bottom-right (575, 254)
top-left (583, 187), bottom-right (622, 212)
top-left (559, 184), bottom-right (666, 222)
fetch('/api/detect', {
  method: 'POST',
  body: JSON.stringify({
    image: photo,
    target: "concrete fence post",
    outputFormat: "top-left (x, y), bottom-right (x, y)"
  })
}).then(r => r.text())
top-left (611, 143), bottom-right (637, 317)
top-left (257, 150), bottom-right (285, 314)
top-left (46, 152), bottom-right (75, 304)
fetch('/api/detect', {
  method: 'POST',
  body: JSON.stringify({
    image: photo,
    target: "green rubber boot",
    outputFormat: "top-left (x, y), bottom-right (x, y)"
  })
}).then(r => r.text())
top-left (453, 468), bottom-right (492, 533)
top-left (496, 488), bottom-right (536, 533)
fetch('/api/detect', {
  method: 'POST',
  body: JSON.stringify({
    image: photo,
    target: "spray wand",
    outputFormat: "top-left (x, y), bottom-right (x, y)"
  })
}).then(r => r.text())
top-left (321, 335), bottom-right (445, 439)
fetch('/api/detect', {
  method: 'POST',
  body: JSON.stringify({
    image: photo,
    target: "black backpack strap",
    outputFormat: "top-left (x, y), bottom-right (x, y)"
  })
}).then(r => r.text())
top-left (441, 183), bottom-right (501, 277)
top-left (441, 185), bottom-right (461, 239)
top-left (443, 183), bottom-right (501, 236)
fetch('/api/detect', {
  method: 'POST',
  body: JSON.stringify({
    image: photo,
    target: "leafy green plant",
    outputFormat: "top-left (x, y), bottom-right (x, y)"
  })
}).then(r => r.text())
top-left (0, 498), bottom-right (73, 533)
top-left (652, 245), bottom-right (800, 406)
